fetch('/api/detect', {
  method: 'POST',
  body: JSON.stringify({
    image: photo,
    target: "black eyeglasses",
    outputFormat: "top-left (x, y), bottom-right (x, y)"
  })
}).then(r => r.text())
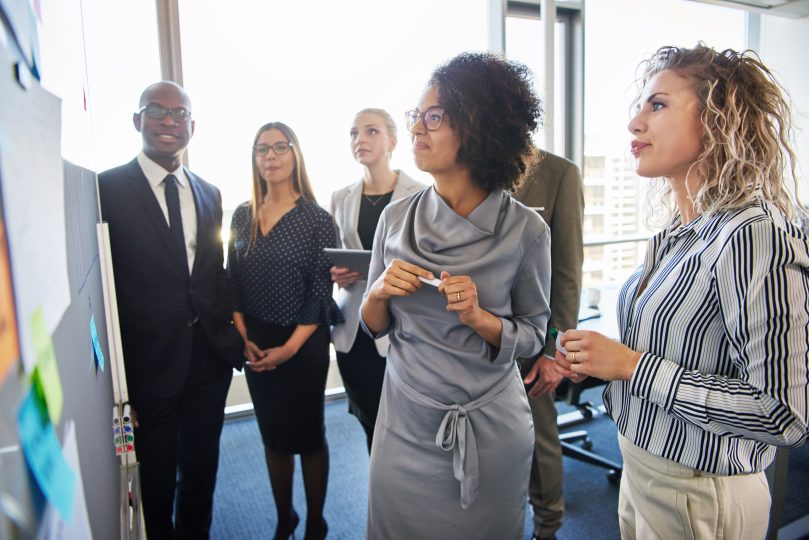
top-left (405, 107), bottom-right (446, 132)
top-left (253, 142), bottom-right (294, 156)
top-left (138, 103), bottom-right (193, 123)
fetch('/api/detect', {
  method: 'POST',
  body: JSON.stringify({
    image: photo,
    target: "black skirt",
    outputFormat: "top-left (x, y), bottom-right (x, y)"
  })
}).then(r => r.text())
top-left (336, 328), bottom-right (386, 430)
top-left (243, 315), bottom-right (330, 453)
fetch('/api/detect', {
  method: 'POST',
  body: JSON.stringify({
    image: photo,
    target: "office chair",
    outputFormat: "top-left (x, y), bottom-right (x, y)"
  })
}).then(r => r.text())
top-left (556, 376), bottom-right (623, 484)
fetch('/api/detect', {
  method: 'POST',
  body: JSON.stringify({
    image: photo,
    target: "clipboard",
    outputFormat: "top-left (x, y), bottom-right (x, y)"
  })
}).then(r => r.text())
top-left (324, 248), bottom-right (372, 279)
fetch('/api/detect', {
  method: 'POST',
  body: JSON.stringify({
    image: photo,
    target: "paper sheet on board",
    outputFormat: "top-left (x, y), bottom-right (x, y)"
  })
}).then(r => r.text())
top-left (0, 51), bottom-right (71, 371)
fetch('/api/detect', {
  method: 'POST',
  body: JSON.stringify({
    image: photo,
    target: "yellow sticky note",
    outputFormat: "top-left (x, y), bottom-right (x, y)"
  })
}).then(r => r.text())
top-left (30, 308), bottom-right (63, 424)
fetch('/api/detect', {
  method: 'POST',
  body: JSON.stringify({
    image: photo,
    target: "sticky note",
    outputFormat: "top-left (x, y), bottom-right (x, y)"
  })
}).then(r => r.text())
top-left (17, 387), bottom-right (75, 522)
top-left (0, 219), bottom-right (19, 384)
top-left (90, 315), bottom-right (104, 372)
top-left (30, 308), bottom-right (63, 423)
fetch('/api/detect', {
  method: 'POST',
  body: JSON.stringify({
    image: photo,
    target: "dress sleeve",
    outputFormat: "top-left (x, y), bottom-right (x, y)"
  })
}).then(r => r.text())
top-left (226, 206), bottom-right (246, 313)
top-left (296, 208), bottom-right (345, 326)
top-left (491, 227), bottom-right (552, 365)
top-left (629, 218), bottom-right (809, 447)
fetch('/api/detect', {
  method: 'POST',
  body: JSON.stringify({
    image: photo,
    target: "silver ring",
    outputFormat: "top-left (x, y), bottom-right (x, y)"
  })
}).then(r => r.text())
top-left (456, 292), bottom-right (461, 302)
top-left (570, 351), bottom-right (576, 363)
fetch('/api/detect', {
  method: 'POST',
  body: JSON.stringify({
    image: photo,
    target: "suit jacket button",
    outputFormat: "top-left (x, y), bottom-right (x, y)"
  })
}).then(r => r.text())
top-left (186, 319), bottom-right (195, 327)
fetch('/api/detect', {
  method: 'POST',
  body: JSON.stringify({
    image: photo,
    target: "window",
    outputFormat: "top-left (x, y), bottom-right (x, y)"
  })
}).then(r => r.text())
top-left (39, 1), bottom-right (162, 171)
top-left (175, 0), bottom-right (488, 401)
top-left (505, 3), bottom-right (581, 159)
top-left (177, 0), bottom-right (489, 212)
top-left (505, 11), bottom-right (567, 156)
top-left (584, 185), bottom-right (604, 208)
top-left (582, 0), bottom-right (746, 289)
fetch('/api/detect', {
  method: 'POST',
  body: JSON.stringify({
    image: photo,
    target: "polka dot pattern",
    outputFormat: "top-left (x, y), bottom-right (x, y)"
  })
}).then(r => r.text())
top-left (227, 198), bottom-right (344, 326)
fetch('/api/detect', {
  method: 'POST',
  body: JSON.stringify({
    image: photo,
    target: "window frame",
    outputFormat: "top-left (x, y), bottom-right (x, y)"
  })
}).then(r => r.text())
top-left (506, 0), bottom-right (584, 166)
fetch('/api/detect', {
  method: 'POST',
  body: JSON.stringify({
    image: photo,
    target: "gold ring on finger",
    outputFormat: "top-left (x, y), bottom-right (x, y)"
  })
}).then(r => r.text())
top-left (570, 351), bottom-right (576, 362)
top-left (456, 292), bottom-right (461, 302)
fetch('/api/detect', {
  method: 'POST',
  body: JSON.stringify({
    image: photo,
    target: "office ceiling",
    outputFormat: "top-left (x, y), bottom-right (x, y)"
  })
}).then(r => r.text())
top-left (687, 0), bottom-right (809, 17)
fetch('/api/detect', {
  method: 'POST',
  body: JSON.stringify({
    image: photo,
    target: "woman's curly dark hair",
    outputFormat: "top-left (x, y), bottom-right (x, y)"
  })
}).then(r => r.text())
top-left (429, 52), bottom-right (543, 192)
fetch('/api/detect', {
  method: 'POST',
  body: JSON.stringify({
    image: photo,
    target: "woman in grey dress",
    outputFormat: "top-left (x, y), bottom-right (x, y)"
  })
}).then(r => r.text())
top-left (360, 53), bottom-right (551, 539)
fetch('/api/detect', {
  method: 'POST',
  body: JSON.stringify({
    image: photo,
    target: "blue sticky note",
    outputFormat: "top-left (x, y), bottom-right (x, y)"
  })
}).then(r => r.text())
top-left (17, 388), bottom-right (75, 523)
top-left (90, 315), bottom-right (104, 372)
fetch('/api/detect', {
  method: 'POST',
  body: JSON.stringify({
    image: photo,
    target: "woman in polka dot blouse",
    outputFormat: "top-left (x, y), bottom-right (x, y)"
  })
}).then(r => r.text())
top-left (227, 121), bottom-right (342, 540)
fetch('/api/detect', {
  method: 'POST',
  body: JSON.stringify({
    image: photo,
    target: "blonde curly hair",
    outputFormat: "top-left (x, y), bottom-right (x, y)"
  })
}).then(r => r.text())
top-left (635, 44), bottom-right (805, 223)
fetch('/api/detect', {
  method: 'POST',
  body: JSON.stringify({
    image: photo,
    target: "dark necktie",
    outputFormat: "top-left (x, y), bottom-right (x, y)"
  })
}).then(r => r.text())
top-left (163, 174), bottom-right (187, 271)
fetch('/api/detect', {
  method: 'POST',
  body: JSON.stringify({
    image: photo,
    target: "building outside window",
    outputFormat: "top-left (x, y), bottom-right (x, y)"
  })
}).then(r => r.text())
top-left (583, 0), bottom-right (746, 288)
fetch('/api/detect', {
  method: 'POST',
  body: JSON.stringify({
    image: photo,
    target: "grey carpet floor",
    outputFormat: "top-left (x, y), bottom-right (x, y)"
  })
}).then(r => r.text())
top-left (211, 389), bottom-right (807, 540)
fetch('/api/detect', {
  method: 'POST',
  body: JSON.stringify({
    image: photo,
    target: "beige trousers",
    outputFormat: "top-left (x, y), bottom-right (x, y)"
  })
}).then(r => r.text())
top-left (617, 434), bottom-right (770, 540)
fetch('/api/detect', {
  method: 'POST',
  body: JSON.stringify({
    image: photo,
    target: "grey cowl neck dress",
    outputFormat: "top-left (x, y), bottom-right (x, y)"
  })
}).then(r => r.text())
top-left (361, 186), bottom-right (552, 540)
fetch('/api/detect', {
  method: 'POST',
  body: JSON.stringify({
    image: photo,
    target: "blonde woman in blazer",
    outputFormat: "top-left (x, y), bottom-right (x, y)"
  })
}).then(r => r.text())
top-left (329, 108), bottom-right (425, 451)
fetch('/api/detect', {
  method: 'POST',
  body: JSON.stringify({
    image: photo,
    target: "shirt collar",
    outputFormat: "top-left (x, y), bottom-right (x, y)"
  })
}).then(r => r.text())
top-left (667, 209), bottom-right (741, 243)
top-left (137, 151), bottom-right (188, 190)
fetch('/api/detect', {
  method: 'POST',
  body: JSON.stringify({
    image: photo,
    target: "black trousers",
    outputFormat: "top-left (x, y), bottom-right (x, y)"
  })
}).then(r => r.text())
top-left (133, 326), bottom-right (233, 540)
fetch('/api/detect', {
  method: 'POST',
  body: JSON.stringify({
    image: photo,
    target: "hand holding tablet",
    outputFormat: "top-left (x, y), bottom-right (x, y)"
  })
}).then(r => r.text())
top-left (324, 248), bottom-right (372, 279)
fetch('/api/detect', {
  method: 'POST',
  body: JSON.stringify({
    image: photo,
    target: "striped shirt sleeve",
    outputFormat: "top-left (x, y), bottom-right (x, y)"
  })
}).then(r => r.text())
top-left (630, 216), bottom-right (809, 448)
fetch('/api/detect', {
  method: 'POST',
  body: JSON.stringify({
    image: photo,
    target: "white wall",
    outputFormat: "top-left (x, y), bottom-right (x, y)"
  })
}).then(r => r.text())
top-left (759, 15), bottom-right (809, 202)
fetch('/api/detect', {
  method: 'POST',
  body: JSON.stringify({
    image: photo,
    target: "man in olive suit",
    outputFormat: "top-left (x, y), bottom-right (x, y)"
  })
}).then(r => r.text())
top-left (516, 149), bottom-right (584, 540)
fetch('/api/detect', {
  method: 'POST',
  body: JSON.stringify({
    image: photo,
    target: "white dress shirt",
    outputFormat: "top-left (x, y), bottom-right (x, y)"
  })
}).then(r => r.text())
top-left (137, 151), bottom-right (197, 272)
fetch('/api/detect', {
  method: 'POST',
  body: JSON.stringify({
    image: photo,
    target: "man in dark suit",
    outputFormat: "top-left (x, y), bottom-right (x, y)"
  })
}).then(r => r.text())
top-left (98, 81), bottom-right (243, 539)
top-left (516, 149), bottom-right (584, 540)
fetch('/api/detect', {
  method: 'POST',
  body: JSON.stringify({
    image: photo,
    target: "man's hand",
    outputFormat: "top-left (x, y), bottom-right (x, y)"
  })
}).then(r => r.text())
top-left (523, 355), bottom-right (563, 398)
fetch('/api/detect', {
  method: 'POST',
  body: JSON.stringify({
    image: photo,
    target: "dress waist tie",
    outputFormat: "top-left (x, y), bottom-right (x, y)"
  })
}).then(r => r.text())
top-left (386, 362), bottom-right (518, 509)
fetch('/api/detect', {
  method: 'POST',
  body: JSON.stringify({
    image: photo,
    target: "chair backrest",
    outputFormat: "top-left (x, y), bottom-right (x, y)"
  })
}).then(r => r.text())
top-left (556, 376), bottom-right (608, 408)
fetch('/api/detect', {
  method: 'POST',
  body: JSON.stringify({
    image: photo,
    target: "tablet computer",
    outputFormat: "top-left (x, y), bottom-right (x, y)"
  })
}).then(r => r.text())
top-left (324, 248), bottom-right (372, 279)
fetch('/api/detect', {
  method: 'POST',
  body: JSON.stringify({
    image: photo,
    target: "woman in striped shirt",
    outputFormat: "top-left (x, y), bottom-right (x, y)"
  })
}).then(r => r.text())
top-left (556, 44), bottom-right (809, 539)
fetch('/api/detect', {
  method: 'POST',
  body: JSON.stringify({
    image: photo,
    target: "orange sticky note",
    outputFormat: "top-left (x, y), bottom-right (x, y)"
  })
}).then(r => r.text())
top-left (0, 218), bottom-right (19, 383)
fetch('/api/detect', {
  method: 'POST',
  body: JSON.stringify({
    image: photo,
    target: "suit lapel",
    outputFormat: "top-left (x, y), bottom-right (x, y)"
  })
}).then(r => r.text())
top-left (186, 170), bottom-right (209, 278)
top-left (344, 181), bottom-right (364, 249)
top-left (343, 172), bottom-right (423, 250)
top-left (124, 159), bottom-right (189, 277)
top-left (392, 170), bottom-right (420, 199)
